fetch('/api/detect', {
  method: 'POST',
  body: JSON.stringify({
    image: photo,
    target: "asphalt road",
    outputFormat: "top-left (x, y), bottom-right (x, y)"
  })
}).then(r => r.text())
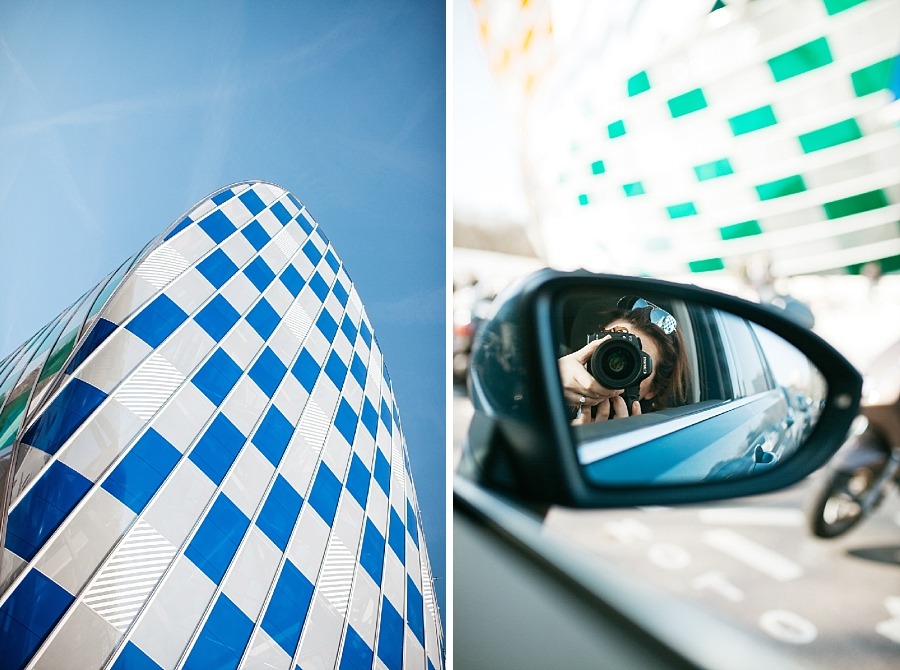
top-left (454, 387), bottom-right (900, 669)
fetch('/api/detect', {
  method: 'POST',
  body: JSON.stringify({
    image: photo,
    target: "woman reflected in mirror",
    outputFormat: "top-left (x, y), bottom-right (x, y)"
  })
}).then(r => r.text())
top-left (559, 297), bottom-right (690, 424)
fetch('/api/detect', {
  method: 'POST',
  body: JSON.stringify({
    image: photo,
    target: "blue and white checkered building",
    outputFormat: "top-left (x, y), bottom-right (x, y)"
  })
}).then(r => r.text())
top-left (0, 181), bottom-right (443, 670)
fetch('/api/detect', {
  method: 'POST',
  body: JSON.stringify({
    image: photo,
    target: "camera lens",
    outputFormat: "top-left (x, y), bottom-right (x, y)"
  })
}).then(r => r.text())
top-left (601, 346), bottom-right (635, 381)
top-left (587, 336), bottom-right (647, 389)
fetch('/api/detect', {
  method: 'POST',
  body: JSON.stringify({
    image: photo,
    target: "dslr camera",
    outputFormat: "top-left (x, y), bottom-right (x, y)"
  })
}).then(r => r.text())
top-left (586, 331), bottom-right (653, 411)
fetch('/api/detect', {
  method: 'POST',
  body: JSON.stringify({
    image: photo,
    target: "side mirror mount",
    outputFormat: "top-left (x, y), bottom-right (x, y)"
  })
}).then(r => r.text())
top-left (461, 270), bottom-right (861, 507)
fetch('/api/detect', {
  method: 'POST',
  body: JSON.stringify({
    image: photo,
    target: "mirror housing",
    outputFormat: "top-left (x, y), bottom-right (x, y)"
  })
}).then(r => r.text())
top-left (462, 270), bottom-right (862, 507)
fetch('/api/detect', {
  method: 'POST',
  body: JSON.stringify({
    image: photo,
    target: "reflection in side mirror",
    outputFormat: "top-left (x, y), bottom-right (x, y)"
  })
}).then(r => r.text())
top-left (555, 288), bottom-right (827, 486)
top-left (464, 270), bottom-right (861, 508)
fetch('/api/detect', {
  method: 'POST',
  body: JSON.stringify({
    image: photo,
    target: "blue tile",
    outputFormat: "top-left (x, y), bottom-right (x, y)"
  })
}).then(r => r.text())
top-left (189, 414), bottom-right (245, 485)
top-left (195, 295), bottom-right (240, 342)
top-left (184, 595), bottom-right (252, 670)
top-left (308, 463), bottom-right (341, 526)
top-left (286, 192), bottom-right (303, 212)
top-left (340, 315), bottom-right (357, 343)
top-left (324, 351), bottom-right (347, 388)
top-left (246, 298), bottom-right (279, 341)
top-left (243, 257), bottom-right (276, 293)
top-left (379, 399), bottom-right (392, 435)
top-left (126, 294), bottom-right (188, 348)
top-left (21, 378), bottom-right (107, 455)
top-left (291, 349), bottom-right (320, 392)
top-left (192, 349), bottom-right (242, 406)
top-left (407, 576), bottom-right (425, 646)
top-left (309, 272), bottom-right (328, 301)
top-left (377, 598), bottom-right (403, 670)
top-left (197, 249), bottom-right (239, 289)
top-left (359, 321), bottom-right (372, 347)
top-left (339, 625), bottom-right (374, 670)
top-left (345, 453), bottom-right (370, 508)
top-left (388, 508), bottom-right (405, 563)
top-left (279, 265), bottom-right (304, 297)
top-left (102, 428), bottom-right (181, 514)
top-left (302, 240), bottom-right (322, 266)
top-left (256, 475), bottom-right (302, 551)
top-left (240, 219), bottom-right (269, 251)
top-left (361, 399), bottom-right (378, 438)
top-left (212, 189), bottom-right (235, 205)
top-left (198, 210), bottom-right (237, 244)
top-left (185, 494), bottom-right (249, 585)
top-left (112, 641), bottom-right (163, 670)
top-left (239, 189), bottom-right (266, 216)
top-left (374, 449), bottom-right (390, 496)
top-left (325, 250), bottom-right (340, 272)
top-left (349, 353), bottom-right (366, 387)
top-left (406, 500), bottom-right (419, 548)
top-left (316, 310), bottom-right (338, 341)
top-left (270, 201), bottom-right (292, 225)
top-left (65, 317), bottom-right (117, 374)
top-left (359, 519), bottom-right (385, 585)
top-left (261, 561), bottom-right (313, 656)
top-left (249, 347), bottom-right (287, 398)
top-left (0, 569), bottom-right (74, 670)
top-left (252, 405), bottom-right (293, 467)
top-left (296, 212), bottom-right (313, 235)
top-left (164, 215), bottom-right (193, 241)
top-left (335, 399), bottom-right (358, 445)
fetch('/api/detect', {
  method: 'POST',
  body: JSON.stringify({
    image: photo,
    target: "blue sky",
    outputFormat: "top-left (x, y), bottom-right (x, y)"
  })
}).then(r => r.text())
top-left (0, 0), bottom-right (445, 621)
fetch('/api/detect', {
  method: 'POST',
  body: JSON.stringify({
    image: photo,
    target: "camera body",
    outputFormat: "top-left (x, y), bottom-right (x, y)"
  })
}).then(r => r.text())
top-left (586, 330), bottom-right (653, 410)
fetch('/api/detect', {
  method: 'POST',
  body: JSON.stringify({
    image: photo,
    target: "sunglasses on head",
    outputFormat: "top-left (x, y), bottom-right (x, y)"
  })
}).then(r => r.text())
top-left (617, 295), bottom-right (677, 335)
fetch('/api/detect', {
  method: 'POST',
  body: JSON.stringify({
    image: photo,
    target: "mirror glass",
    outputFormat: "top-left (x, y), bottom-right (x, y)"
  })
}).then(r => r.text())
top-left (555, 288), bottom-right (826, 486)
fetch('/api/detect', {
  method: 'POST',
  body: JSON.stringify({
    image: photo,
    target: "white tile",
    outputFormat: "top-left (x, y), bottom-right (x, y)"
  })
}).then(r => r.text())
top-left (222, 446), bottom-right (274, 518)
top-left (221, 320), bottom-right (265, 371)
top-left (168, 224), bottom-right (214, 265)
top-left (75, 330), bottom-right (152, 394)
top-left (245, 627), bottom-right (292, 670)
top-left (220, 272), bottom-right (262, 315)
top-left (129, 556), bottom-right (217, 669)
top-left (221, 229), bottom-right (257, 268)
top-left (32, 603), bottom-right (121, 670)
top-left (295, 593), bottom-right (343, 670)
top-left (220, 197), bottom-right (254, 230)
top-left (346, 569), bottom-right (380, 645)
top-left (286, 507), bottom-right (329, 580)
top-left (102, 274), bottom-right (159, 324)
top-left (37, 489), bottom-right (135, 595)
top-left (273, 374), bottom-right (308, 427)
top-left (144, 460), bottom-right (216, 547)
top-left (152, 384), bottom-right (217, 454)
top-left (58, 398), bottom-right (144, 481)
top-left (221, 526), bottom-right (281, 621)
top-left (221, 375), bottom-right (270, 437)
top-left (165, 273), bottom-right (213, 315)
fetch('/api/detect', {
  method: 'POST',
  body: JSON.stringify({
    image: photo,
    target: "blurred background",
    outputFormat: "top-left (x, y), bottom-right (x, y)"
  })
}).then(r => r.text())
top-left (454, 0), bottom-right (900, 667)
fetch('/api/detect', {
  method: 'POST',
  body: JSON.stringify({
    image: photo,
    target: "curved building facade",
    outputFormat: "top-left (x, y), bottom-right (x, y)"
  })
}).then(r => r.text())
top-left (0, 181), bottom-right (443, 670)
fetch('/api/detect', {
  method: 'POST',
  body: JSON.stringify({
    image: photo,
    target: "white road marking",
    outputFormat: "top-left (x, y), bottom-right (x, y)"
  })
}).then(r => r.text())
top-left (702, 529), bottom-right (804, 582)
top-left (876, 596), bottom-right (900, 645)
top-left (647, 543), bottom-right (692, 570)
top-left (759, 610), bottom-right (818, 644)
top-left (604, 518), bottom-right (653, 544)
top-left (692, 571), bottom-right (745, 602)
top-left (698, 508), bottom-right (805, 526)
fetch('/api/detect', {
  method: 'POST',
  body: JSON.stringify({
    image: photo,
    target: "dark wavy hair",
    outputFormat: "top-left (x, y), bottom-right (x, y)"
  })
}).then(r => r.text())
top-left (594, 305), bottom-right (691, 410)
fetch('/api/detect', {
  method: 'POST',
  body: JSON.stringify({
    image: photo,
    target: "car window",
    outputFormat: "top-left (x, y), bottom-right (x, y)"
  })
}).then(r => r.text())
top-left (715, 311), bottom-right (773, 397)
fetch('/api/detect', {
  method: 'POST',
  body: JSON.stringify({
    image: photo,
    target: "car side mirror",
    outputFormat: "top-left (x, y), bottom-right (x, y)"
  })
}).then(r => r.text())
top-left (461, 270), bottom-right (861, 507)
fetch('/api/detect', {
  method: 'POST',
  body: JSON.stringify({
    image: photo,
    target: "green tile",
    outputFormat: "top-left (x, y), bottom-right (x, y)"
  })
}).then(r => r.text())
top-left (689, 258), bottom-right (725, 273)
top-left (627, 71), bottom-right (650, 97)
top-left (578, 194), bottom-right (590, 206)
top-left (755, 175), bottom-right (806, 201)
top-left (622, 182), bottom-right (645, 197)
top-left (823, 0), bottom-right (867, 15)
top-left (720, 220), bottom-right (762, 241)
top-left (851, 58), bottom-right (894, 97)
top-left (666, 202), bottom-right (698, 219)
top-left (728, 105), bottom-right (777, 136)
top-left (798, 118), bottom-right (862, 153)
top-left (768, 37), bottom-right (833, 82)
top-left (591, 160), bottom-right (606, 175)
top-left (607, 120), bottom-right (626, 139)
top-left (693, 158), bottom-right (734, 181)
top-left (823, 189), bottom-right (888, 219)
top-left (667, 88), bottom-right (708, 118)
